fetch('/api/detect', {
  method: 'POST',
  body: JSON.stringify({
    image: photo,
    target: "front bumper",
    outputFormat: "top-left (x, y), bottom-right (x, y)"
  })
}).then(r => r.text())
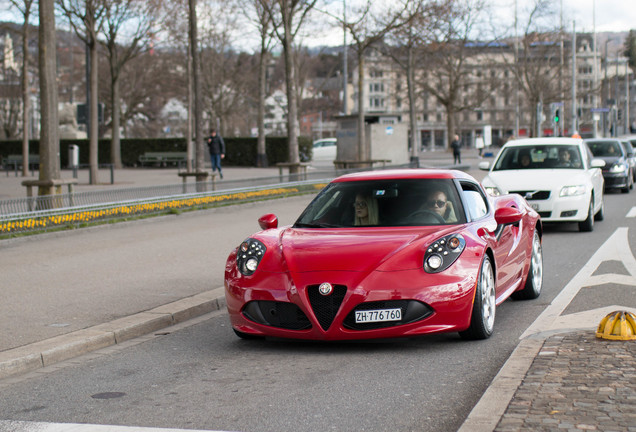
top-left (525, 192), bottom-right (590, 222)
top-left (602, 172), bottom-right (629, 189)
top-left (224, 267), bottom-right (478, 341)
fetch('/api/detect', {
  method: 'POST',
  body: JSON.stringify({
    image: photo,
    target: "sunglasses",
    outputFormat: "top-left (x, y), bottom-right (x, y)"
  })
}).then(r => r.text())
top-left (353, 201), bottom-right (367, 208)
top-left (427, 200), bottom-right (447, 208)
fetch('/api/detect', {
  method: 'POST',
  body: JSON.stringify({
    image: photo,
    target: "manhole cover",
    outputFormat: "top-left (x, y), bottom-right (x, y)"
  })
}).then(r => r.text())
top-left (91, 392), bottom-right (126, 399)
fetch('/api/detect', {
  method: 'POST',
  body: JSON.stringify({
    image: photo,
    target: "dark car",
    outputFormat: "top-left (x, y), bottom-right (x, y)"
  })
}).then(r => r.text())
top-left (585, 138), bottom-right (633, 193)
top-left (620, 140), bottom-right (636, 182)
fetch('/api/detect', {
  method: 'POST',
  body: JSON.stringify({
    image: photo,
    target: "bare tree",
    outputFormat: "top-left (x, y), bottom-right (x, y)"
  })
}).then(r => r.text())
top-left (38, 0), bottom-right (60, 195)
top-left (384, 0), bottom-right (445, 165)
top-left (510, 0), bottom-right (564, 136)
top-left (418, 0), bottom-right (494, 148)
top-left (328, 0), bottom-right (410, 160)
top-left (8, 0), bottom-right (34, 176)
top-left (260, 0), bottom-right (318, 171)
top-left (58, 0), bottom-right (107, 184)
top-left (238, 0), bottom-right (275, 166)
top-left (100, 0), bottom-right (158, 168)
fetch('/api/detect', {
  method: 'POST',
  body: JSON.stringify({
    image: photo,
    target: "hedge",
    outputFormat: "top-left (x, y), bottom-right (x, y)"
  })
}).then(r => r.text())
top-left (0, 136), bottom-right (313, 168)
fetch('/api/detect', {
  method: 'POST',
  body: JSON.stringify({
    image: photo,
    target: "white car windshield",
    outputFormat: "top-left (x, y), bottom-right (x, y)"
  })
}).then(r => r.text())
top-left (493, 145), bottom-right (583, 170)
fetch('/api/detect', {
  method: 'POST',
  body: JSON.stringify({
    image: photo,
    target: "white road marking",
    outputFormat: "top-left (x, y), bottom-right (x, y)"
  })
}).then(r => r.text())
top-left (0, 420), bottom-right (233, 432)
top-left (627, 207), bottom-right (636, 218)
top-left (520, 226), bottom-right (636, 339)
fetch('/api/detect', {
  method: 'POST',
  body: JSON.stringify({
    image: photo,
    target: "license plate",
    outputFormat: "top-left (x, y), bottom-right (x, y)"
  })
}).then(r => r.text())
top-left (355, 308), bottom-right (402, 323)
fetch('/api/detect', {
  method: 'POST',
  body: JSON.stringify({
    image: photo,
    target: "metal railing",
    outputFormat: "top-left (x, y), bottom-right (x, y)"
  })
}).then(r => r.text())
top-left (0, 164), bottom-right (409, 236)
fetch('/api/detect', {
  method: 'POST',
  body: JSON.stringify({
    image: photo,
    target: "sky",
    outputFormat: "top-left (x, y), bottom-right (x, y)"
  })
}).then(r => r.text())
top-left (494, 0), bottom-right (636, 33)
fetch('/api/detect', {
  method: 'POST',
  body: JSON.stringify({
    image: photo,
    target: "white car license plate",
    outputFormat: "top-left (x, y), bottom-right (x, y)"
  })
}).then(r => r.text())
top-left (355, 308), bottom-right (402, 323)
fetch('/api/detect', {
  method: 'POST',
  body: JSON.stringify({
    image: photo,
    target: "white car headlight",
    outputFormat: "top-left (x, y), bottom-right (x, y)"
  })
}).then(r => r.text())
top-left (484, 186), bottom-right (501, 196)
top-left (609, 163), bottom-right (627, 173)
top-left (560, 185), bottom-right (586, 197)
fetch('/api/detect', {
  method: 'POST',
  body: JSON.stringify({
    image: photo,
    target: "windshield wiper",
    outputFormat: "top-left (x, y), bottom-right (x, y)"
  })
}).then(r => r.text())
top-left (294, 222), bottom-right (341, 228)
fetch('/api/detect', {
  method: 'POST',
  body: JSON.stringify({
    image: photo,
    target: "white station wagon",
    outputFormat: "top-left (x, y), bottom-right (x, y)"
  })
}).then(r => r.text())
top-left (480, 137), bottom-right (605, 232)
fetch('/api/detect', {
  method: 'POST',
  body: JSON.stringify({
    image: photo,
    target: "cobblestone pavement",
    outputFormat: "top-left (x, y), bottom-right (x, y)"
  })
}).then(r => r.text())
top-left (495, 332), bottom-right (636, 432)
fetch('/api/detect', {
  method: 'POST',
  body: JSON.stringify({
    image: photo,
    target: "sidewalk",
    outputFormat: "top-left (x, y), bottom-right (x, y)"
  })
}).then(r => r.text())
top-left (5, 150), bottom-right (632, 431)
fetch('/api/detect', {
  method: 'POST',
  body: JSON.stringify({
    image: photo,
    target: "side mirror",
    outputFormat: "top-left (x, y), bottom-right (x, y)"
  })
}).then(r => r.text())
top-left (478, 161), bottom-right (491, 171)
top-left (494, 206), bottom-right (523, 225)
top-left (590, 158), bottom-right (606, 169)
top-left (258, 213), bottom-right (278, 230)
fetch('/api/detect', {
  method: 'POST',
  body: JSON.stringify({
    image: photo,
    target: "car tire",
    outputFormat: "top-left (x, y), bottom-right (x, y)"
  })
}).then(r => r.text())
top-left (578, 199), bottom-right (594, 232)
top-left (512, 230), bottom-right (543, 300)
top-left (594, 198), bottom-right (605, 221)
top-left (622, 175), bottom-right (631, 193)
top-left (459, 255), bottom-right (495, 340)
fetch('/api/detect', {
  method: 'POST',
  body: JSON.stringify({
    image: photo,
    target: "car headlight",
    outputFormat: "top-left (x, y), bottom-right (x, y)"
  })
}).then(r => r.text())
top-left (236, 238), bottom-right (266, 276)
top-left (609, 163), bottom-right (627, 173)
top-left (424, 234), bottom-right (466, 273)
top-left (484, 186), bottom-right (501, 196)
top-left (559, 185), bottom-right (586, 197)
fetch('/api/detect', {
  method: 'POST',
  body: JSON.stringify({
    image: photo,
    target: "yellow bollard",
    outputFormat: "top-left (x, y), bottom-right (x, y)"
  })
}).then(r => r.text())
top-left (596, 311), bottom-right (636, 341)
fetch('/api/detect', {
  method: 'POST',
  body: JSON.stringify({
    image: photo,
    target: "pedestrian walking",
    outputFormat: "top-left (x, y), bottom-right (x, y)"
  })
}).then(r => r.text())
top-left (207, 128), bottom-right (225, 179)
top-left (475, 133), bottom-right (485, 158)
top-left (451, 134), bottom-right (462, 164)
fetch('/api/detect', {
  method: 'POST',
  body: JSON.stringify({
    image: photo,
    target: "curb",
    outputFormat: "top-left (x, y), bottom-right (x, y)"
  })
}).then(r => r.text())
top-left (0, 287), bottom-right (226, 380)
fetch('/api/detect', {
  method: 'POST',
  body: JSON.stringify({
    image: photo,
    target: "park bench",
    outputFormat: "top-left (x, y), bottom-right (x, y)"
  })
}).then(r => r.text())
top-left (3, 154), bottom-right (39, 176)
top-left (138, 152), bottom-right (188, 167)
top-left (177, 171), bottom-right (216, 193)
top-left (21, 178), bottom-right (79, 210)
top-left (275, 162), bottom-right (310, 182)
top-left (333, 159), bottom-right (391, 170)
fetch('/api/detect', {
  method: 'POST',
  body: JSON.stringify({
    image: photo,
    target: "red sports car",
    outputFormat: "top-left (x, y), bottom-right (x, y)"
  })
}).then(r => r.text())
top-left (224, 169), bottom-right (543, 341)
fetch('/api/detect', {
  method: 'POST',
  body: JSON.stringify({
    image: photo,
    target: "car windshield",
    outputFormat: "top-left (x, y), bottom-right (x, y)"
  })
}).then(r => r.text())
top-left (493, 145), bottom-right (583, 170)
top-left (294, 179), bottom-right (466, 228)
top-left (587, 140), bottom-right (623, 157)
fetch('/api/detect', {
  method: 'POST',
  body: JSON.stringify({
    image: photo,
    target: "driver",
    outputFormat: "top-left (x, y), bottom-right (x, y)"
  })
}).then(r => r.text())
top-left (419, 189), bottom-right (457, 223)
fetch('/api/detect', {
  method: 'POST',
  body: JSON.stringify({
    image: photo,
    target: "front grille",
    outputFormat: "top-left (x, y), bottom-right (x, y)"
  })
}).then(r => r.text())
top-left (307, 284), bottom-right (347, 331)
top-left (242, 301), bottom-right (311, 330)
top-left (511, 190), bottom-right (551, 200)
top-left (343, 300), bottom-right (433, 330)
top-left (538, 211), bottom-right (552, 218)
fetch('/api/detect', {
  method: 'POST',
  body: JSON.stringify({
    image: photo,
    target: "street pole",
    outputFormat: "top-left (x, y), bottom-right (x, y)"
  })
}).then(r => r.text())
top-left (592, 0), bottom-right (599, 137)
top-left (626, 66), bottom-right (630, 134)
top-left (514, 0), bottom-right (519, 138)
top-left (571, 21), bottom-right (577, 135)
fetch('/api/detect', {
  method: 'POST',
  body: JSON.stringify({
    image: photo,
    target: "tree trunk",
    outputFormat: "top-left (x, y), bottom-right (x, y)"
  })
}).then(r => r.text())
top-left (21, 16), bottom-right (30, 177)
top-left (446, 105), bottom-right (455, 150)
top-left (88, 37), bottom-right (99, 184)
top-left (356, 51), bottom-right (366, 160)
top-left (110, 74), bottom-right (122, 169)
top-left (256, 47), bottom-right (268, 167)
top-left (189, 0), bottom-right (204, 173)
top-left (38, 0), bottom-right (60, 196)
top-left (282, 32), bottom-right (299, 168)
top-left (407, 45), bottom-right (418, 166)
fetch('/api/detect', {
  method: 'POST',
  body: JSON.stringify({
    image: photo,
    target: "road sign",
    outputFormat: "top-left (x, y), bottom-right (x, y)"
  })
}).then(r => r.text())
top-left (590, 107), bottom-right (610, 113)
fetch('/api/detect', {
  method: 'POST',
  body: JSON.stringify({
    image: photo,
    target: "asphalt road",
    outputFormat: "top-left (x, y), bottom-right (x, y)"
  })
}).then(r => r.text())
top-left (0, 187), bottom-right (634, 432)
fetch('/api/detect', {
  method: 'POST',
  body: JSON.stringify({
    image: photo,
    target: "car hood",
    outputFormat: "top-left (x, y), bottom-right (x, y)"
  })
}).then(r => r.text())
top-left (596, 156), bottom-right (623, 167)
top-left (483, 169), bottom-right (591, 193)
top-left (261, 226), bottom-right (461, 273)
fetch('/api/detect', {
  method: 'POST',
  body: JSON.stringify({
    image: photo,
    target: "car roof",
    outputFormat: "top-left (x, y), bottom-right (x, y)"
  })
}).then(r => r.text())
top-left (585, 138), bottom-right (622, 143)
top-left (332, 169), bottom-right (474, 183)
top-left (503, 137), bottom-right (584, 147)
